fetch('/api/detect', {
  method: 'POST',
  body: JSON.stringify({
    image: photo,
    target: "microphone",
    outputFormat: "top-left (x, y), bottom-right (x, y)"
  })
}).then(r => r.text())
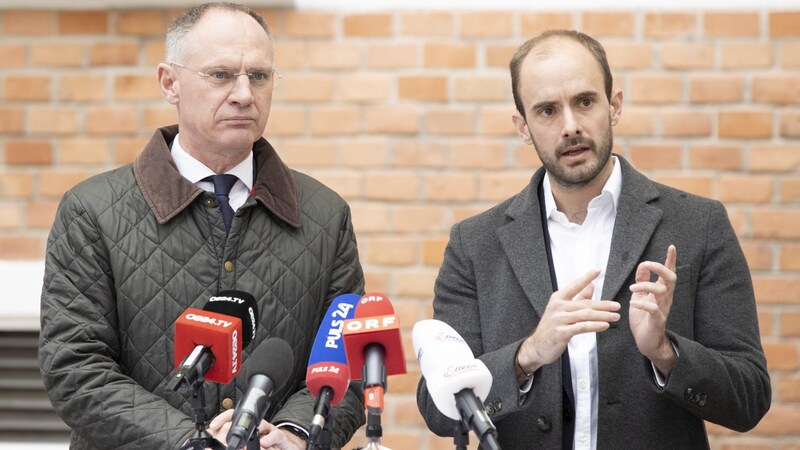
top-left (167, 290), bottom-right (259, 392)
top-left (306, 294), bottom-right (361, 447)
top-left (226, 337), bottom-right (294, 450)
top-left (413, 319), bottom-right (500, 450)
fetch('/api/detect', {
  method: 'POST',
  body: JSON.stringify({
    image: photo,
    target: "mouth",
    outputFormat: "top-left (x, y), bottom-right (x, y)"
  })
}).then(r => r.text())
top-left (560, 144), bottom-right (591, 158)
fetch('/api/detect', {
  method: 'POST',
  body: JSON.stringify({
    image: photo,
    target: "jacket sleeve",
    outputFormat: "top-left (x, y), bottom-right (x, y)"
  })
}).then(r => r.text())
top-left (39, 191), bottom-right (194, 449)
top-left (659, 201), bottom-right (771, 431)
top-left (271, 202), bottom-right (366, 447)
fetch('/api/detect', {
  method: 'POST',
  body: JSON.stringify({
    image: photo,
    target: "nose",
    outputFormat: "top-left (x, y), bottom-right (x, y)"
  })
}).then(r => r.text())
top-left (227, 74), bottom-right (255, 106)
top-left (561, 107), bottom-right (582, 138)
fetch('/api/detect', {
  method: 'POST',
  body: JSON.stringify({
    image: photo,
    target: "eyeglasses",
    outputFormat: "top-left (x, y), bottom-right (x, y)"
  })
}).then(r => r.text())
top-left (169, 62), bottom-right (281, 90)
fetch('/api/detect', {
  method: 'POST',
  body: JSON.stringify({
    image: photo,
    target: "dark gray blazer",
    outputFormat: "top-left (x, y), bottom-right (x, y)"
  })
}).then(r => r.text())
top-left (417, 156), bottom-right (770, 449)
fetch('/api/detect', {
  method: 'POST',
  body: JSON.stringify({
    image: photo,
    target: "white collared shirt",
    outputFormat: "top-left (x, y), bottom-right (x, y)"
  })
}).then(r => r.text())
top-left (543, 156), bottom-right (622, 450)
top-left (170, 133), bottom-right (254, 212)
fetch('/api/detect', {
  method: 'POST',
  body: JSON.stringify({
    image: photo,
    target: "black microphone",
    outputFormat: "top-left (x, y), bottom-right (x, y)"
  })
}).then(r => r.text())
top-left (226, 338), bottom-right (294, 450)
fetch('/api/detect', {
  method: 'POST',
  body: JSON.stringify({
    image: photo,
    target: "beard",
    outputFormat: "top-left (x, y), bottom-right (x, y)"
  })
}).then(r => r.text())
top-left (530, 117), bottom-right (614, 189)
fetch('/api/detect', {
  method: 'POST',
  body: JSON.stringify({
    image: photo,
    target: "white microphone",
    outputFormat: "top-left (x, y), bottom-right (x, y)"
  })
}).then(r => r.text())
top-left (413, 319), bottom-right (501, 450)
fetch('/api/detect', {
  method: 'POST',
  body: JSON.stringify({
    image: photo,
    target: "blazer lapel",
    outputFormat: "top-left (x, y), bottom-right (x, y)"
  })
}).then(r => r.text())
top-left (602, 157), bottom-right (663, 301)
top-left (497, 168), bottom-right (554, 317)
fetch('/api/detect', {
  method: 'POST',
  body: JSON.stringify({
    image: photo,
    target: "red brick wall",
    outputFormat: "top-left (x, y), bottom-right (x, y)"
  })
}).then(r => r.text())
top-left (1, 7), bottom-right (798, 449)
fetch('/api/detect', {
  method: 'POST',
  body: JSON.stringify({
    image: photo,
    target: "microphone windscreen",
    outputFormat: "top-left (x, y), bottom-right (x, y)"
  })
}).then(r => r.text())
top-left (306, 294), bottom-right (361, 405)
top-left (412, 319), bottom-right (475, 376)
top-left (426, 358), bottom-right (492, 421)
top-left (204, 290), bottom-right (259, 348)
top-left (343, 292), bottom-right (407, 380)
top-left (248, 337), bottom-right (294, 392)
top-left (173, 307), bottom-right (242, 384)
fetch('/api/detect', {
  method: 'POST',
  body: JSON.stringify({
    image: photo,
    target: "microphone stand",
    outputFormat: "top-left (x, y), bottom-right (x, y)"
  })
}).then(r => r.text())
top-left (314, 409), bottom-right (335, 450)
top-left (453, 420), bottom-right (469, 450)
top-left (179, 380), bottom-right (224, 450)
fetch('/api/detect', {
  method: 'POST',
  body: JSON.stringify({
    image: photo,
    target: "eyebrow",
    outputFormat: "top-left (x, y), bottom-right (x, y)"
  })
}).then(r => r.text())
top-left (530, 90), bottom-right (600, 114)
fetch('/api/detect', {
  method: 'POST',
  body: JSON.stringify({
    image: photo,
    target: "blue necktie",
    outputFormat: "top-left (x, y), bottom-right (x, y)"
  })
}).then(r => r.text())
top-left (204, 174), bottom-right (238, 232)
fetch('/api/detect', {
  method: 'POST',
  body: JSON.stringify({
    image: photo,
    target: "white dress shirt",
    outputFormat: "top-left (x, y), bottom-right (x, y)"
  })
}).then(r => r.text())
top-left (170, 133), bottom-right (254, 212)
top-left (543, 156), bottom-right (622, 450)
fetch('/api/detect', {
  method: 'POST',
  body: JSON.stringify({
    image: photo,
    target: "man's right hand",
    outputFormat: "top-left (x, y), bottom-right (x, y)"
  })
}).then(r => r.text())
top-left (515, 269), bottom-right (621, 379)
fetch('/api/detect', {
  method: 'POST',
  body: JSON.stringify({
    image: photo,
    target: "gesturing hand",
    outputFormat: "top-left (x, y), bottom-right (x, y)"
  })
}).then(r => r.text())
top-left (516, 269), bottom-right (621, 375)
top-left (629, 245), bottom-right (678, 376)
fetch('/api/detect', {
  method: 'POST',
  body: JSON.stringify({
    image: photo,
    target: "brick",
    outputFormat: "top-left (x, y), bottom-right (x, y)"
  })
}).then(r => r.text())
top-left (654, 176), bottom-right (713, 198)
top-left (113, 138), bottom-right (148, 164)
top-left (144, 107), bottom-right (177, 130)
top-left (143, 40), bottom-right (165, 66)
top-left (717, 440), bottom-right (777, 450)
top-left (3, 76), bottom-right (51, 101)
top-left (613, 107), bottom-right (656, 137)
top-left (754, 75), bottom-right (800, 105)
top-left (343, 14), bottom-right (392, 37)
top-left (754, 405), bottom-right (800, 434)
top-left (366, 237), bottom-right (417, 265)
top-left (726, 209), bottom-right (747, 237)
top-left (424, 43), bottom-right (476, 68)
top-left (629, 144), bottom-right (682, 170)
top-left (350, 203), bottom-right (390, 234)
top-left (392, 397), bottom-right (426, 425)
top-left (366, 43), bottom-right (418, 69)
top-left (486, 44), bottom-right (518, 68)
top-left (0, 173), bottom-right (33, 198)
top-left (704, 12), bottom-right (760, 37)
top-left (721, 42), bottom-right (774, 69)
top-left (309, 107), bottom-right (360, 136)
top-left (1, 11), bottom-right (51, 35)
top-left (279, 140), bottom-right (336, 167)
top-left (381, 432), bottom-right (420, 450)
top-left (59, 138), bottom-right (110, 165)
top-left (423, 238), bottom-right (447, 266)
top-left (480, 106), bottom-right (517, 137)
top-left (59, 74), bottom-right (107, 102)
top-left (644, 13), bottom-right (696, 38)
top-left (481, 172), bottom-right (534, 201)
top-left (339, 74), bottom-right (392, 103)
top-left (426, 108), bottom-right (477, 135)
top-left (279, 74), bottom-right (335, 103)
top-left (39, 170), bottom-right (90, 198)
top-left (28, 107), bottom-right (78, 135)
top-left (5, 140), bottom-right (52, 165)
top-left (515, 143), bottom-right (545, 169)
top-left (662, 110), bottom-right (712, 137)
top-left (782, 244), bottom-right (800, 271)
top-left (0, 44), bottom-right (26, 68)
top-left (781, 110), bottom-right (800, 137)
top-left (400, 12), bottom-right (453, 36)
top-left (581, 12), bottom-right (635, 37)
top-left (57, 10), bottom-right (108, 34)
top-left (688, 144), bottom-right (743, 170)
top-left (689, 75), bottom-right (744, 103)
top-left (781, 178), bottom-right (800, 204)
top-left (718, 111), bottom-right (773, 139)
top-left (0, 236), bottom-right (43, 260)
top-left (392, 141), bottom-right (448, 168)
top-left (424, 173), bottom-right (478, 201)
top-left (85, 106), bottom-right (139, 135)
top-left (394, 205), bottom-right (448, 233)
top-left (114, 75), bottom-right (161, 100)
top-left (0, 107), bottom-right (23, 133)
top-left (26, 201), bottom-right (59, 229)
top-left (750, 145), bottom-right (800, 172)
top-left (365, 171), bottom-right (419, 201)
top-left (604, 42), bottom-right (653, 69)
top-left (284, 12), bottom-right (335, 38)
top-left (117, 10), bottom-right (166, 36)
top-left (758, 309), bottom-right (774, 336)
top-left (778, 376), bottom-right (800, 401)
top-left (782, 42), bottom-right (800, 68)
top-left (454, 75), bottom-right (507, 102)
top-left (781, 312), bottom-right (800, 337)
top-left (520, 12), bottom-right (572, 35)
top-left (770, 12), bottom-right (800, 37)
top-left (661, 43), bottom-right (715, 69)
top-left (338, 138), bottom-right (390, 168)
top-left (273, 41), bottom-right (306, 70)
top-left (264, 107), bottom-right (304, 136)
top-left (394, 269), bottom-right (438, 296)
top-left (398, 76), bottom-right (447, 102)
top-left (451, 139), bottom-right (508, 169)
top-left (764, 342), bottom-right (800, 371)
top-left (89, 42), bottom-right (139, 66)
top-left (363, 106), bottom-right (420, 135)
top-left (31, 42), bottom-right (84, 67)
top-left (310, 172), bottom-right (362, 199)
top-left (460, 11), bottom-right (513, 38)
top-left (753, 211), bottom-right (800, 239)
top-left (718, 175), bottom-right (774, 203)
top-left (0, 205), bottom-right (22, 229)
top-left (629, 75), bottom-right (682, 104)
top-left (308, 42), bottom-right (360, 70)
top-left (740, 241), bottom-right (772, 271)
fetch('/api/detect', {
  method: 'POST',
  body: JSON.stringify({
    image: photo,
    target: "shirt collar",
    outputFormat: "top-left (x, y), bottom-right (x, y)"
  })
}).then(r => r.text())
top-left (542, 155), bottom-right (622, 219)
top-left (171, 133), bottom-right (254, 192)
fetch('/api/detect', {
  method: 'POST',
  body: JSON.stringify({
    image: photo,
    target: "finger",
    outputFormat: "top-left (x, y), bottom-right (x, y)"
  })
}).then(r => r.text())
top-left (664, 244), bottom-right (677, 273)
top-left (209, 409), bottom-right (234, 431)
top-left (565, 320), bottom-right (615, 335)
top-left (629, 281), bottom-right (668, 296)
top-left (560, 299), bottom-right (621, 313)
top-left (557, 269), bottom-right (601, 300)
top-left (630, 299), bottom-right (660, 314)
top-left (574, 279), bottom-right (595, 300)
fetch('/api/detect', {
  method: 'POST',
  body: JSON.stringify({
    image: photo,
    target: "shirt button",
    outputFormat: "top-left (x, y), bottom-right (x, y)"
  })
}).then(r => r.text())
top-left (578, 433), bottom-right (589, 442)
top-left (222, 398), bottom-right (234, 410)
top-left (224, 261), bottom-right (233, 272)
top-left (205, 198), bottom-right (214, 206)
top-left (578, 379), bottom-right (588, 390)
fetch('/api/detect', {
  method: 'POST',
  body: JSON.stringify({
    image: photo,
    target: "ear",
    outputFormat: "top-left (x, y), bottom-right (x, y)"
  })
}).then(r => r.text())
top-left (609, 88), bottom-right (623, 126)
top-left (158, 63), bottom-right (180, 105)
top-left (512, 113), bottom-right (533, 145)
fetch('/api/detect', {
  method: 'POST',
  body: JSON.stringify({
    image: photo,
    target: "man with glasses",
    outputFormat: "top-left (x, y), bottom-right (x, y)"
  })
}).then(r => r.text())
top-left (39, 3), bottom-right (364, 449)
